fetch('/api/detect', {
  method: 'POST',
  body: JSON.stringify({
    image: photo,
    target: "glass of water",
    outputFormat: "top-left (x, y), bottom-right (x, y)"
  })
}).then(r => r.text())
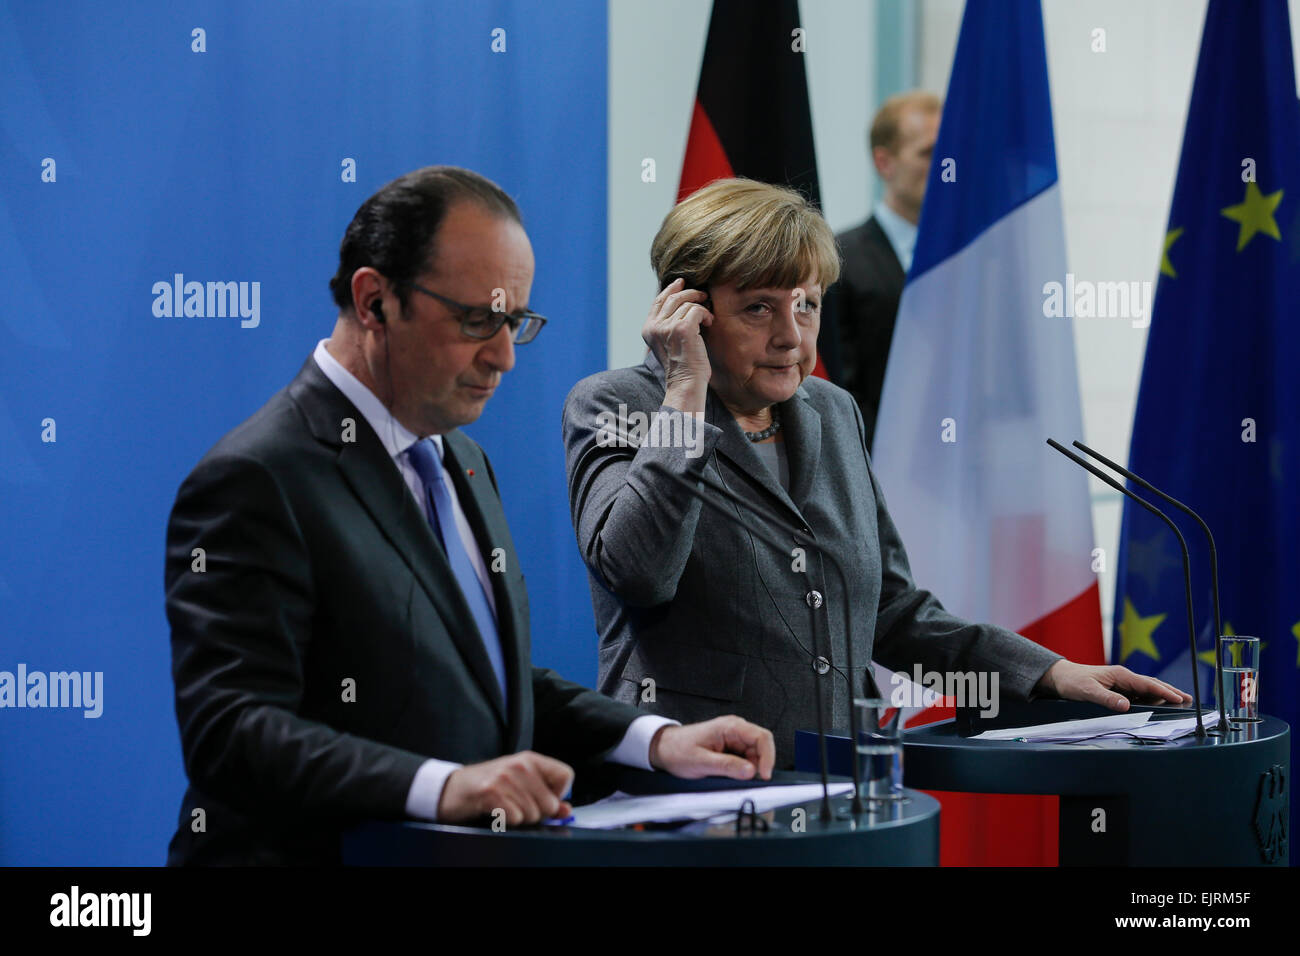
top-left (1219, 635), bottom-right (1261, 723)
top-left (854, 697), bottom-right (904, 802)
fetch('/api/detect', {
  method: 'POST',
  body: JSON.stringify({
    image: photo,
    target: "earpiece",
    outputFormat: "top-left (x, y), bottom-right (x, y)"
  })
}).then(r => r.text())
top-left (666, 275), bottom-right (712, 314)
top-left (372, 300), bottom-right (386, 324)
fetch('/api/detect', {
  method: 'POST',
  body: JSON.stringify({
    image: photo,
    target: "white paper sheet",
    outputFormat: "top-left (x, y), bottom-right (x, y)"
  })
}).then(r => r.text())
top-left (974, 710), bottom-right (1215, 743)
top-left (559, 782), bottom-right (855, 830)
top-left (1122, 713), bottom-right (1214, 740)
top-left (973, 711), bottom-right (1152, 741)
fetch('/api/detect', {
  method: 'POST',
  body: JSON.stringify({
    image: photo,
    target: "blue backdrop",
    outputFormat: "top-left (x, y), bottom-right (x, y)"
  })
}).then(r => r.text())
top-left (0, 0), bottom-right (608, 865)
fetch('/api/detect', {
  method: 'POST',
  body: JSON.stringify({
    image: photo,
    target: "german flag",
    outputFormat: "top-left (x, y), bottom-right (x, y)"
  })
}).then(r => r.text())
top-left (677, 0), bottom-right (836, 381)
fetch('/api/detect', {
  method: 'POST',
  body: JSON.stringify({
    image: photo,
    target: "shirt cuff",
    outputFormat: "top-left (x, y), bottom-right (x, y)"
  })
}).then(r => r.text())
top-left (404, 758), bottom-right (463, 822)
top-left (605, 714), bottom-right (681, 770)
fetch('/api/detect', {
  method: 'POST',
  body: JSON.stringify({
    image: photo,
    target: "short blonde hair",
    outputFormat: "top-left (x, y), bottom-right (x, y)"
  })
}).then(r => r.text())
top-left (869, 90), bottom-right (941, 153)
top-left (650, 178), bottom-right (840, 292)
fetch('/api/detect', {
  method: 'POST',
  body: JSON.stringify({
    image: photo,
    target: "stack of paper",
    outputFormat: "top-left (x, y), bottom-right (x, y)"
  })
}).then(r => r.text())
top-left (973, 711), bottom-right (1214, 743)
top-left (560, 783), bottom-right (855, 830)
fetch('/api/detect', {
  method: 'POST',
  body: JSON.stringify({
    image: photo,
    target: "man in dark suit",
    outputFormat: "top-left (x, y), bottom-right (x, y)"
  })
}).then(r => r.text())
top-left (164, 166), bottom-right (774, 865)
top-left (828, 91), bottom-right (941, 453)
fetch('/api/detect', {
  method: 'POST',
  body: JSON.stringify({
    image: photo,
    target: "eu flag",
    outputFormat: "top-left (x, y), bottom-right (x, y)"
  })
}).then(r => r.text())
top-left (1114, 0), bottom-right (1299, 856)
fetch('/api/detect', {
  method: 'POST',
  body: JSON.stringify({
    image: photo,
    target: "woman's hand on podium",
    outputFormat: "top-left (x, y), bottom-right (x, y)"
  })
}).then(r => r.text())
top-left (648, 716), bottom-right (776, 781)
top-left (1035, 660), bottom-right (1194, 711)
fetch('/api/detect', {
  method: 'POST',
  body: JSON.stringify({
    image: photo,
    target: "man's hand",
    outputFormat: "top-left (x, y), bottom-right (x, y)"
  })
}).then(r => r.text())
top-left (1036, 660), bottom-right (1193, 711)
top-left (648, 716), bottom-right (776, 781)
top-left (437, 751), bottom-right (574, 826)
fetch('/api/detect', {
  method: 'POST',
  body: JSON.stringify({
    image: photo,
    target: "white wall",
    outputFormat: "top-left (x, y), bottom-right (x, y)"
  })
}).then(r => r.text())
top-left (609, 0), bottom-right (1298, 653)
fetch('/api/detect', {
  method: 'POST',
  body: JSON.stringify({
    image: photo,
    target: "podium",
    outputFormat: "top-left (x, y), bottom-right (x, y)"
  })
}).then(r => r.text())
top-left (795, 701), bottom-right (1290, 866)
top-left (342, 770), bottom-right (939, 866)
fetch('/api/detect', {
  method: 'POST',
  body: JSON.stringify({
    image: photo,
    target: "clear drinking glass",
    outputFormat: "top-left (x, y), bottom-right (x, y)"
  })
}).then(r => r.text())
top-left (1219, 635), bottom-right (1261, 723)
top-left (854, 697), bottom-right (904, 802)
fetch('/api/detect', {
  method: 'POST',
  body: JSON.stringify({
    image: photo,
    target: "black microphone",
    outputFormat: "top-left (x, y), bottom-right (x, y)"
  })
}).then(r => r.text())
top-left (1070, 441), bottom-right (1230, 735)
top-left (1045, 439), bottom-right (1208, 737)
top-left (653, 456), bottom-right (867, 820)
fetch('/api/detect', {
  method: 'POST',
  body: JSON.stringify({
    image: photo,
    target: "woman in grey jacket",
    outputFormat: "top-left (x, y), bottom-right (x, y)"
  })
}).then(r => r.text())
top-left (562, 178), bottom-right (1190, 769)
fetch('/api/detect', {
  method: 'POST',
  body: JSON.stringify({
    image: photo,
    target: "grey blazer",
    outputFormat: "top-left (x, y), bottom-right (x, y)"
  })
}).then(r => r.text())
top-left (563, 353), bottom-right (1062, 768)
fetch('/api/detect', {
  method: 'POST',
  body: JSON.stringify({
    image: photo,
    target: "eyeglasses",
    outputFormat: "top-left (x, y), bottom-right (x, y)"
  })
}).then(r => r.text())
top-left (402, 281), bottom-right (547, 344)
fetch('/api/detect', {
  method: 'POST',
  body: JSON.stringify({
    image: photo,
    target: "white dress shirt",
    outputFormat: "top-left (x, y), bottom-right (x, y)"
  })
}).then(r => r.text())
top-left (873, 199), bottom-right (919, 273)
top-left (312, 340), bottom-right (676, 821)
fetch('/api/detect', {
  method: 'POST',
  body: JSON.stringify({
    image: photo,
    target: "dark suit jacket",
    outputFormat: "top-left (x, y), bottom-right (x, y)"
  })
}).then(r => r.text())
top-left (826, 215), bottom-right (906, 453)
top-left (164, 355), bottom-right (642, 865)
top-left (563, 354), bottom-right (1061, 770)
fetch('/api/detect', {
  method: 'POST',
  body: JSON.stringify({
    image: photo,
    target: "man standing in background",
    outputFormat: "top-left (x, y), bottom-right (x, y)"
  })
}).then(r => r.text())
top-left (829, 91), bottom-right (941, 453)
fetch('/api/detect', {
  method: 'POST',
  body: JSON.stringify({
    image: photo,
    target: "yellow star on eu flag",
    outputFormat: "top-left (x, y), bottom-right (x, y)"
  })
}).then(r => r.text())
top-left (1119, 597), bottom-right (1165, 663)
top-left (1197, 621), bottom-right (1234, 667)
top-left (1220, 181), bottom-right (1283, 252)
top-left (1161, 227), bottom-right (1185, 278)
top-left (1292, 619), bottom-right (1300, 667)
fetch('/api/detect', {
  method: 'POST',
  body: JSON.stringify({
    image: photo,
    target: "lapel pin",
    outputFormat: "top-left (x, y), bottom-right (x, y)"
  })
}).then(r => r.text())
top-left (467, 469), bottom-right (475, 476)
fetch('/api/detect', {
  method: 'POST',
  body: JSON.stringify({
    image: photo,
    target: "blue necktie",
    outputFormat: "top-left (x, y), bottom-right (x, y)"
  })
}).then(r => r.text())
top-left (406, 438), bottom-right (508, 706)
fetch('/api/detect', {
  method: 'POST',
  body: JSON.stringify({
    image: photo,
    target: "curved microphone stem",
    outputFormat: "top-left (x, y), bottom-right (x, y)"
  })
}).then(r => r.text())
top-left (1071, 441), bottom-right (1230, 734)
top-left (1046, 440), bottom-right (1206, 738)
top-left (656, 463), bottom-right (865, 819)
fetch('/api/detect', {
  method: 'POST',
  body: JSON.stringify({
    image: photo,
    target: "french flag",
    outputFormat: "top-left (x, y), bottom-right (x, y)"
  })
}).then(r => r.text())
top-left (872, 0), bottom-right (1104, 865)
